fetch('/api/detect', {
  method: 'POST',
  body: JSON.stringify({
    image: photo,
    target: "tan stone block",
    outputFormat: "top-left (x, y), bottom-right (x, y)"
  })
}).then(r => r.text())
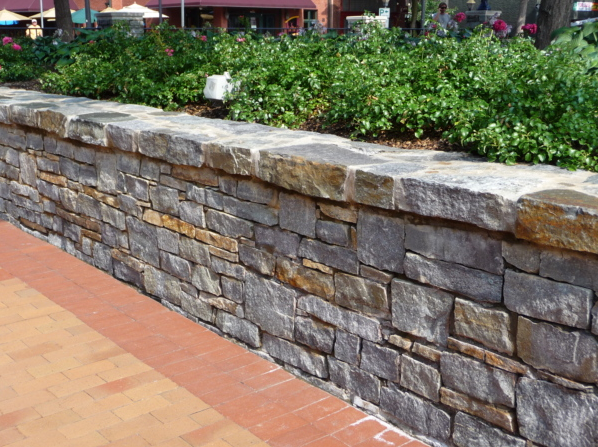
top-left (319, 203), bottom-right (358, 223)
top-left (276, 258), bottom-right (334, 299)
top-left (172, 165), bottom-right (218, 186)
top-left (484, 351), bottom-right (528, 375)
top-left (440, 388), bottom-right (516, 432)
top-left (162, 215), bottom-right (195, 237)
top-left (447, 337), bottom-right (485, 361)
top-left (81, 229), bottom-right (102, 242)
top-left (196, 228), bottom-right (238, 252)
top-left (388, 334), bottom-right (413, 351)
top-left (412, 342), bottom-right (442, 363)
top-left (302, 258), bottom-right (334, 274)
top-left (143, 210), bottom-right (163, 227)
top-left (83, 187), bottom-right (119, 207)
top-left (39, 171), bottom-right (67, 187)
top-left (19, 218), bottom-right (48, 234)
top-left (209, 247), bottom-right (239, 263)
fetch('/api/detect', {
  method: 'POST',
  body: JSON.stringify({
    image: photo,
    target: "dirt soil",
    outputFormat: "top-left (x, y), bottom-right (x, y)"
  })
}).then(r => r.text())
top-left (3, 81), bottom-right (461, 152)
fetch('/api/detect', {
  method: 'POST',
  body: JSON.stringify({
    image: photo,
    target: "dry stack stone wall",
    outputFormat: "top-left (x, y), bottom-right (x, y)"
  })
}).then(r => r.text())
top-left (1, 88), bottom-right (597, 447)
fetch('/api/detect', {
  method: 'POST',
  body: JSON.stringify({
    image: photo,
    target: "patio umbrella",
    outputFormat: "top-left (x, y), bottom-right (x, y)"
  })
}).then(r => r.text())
top-left (30, 8), bottom-right (75, 20)
top-left (71, 8), bottom-right (98, 24)
top-left (0, 9), bottom-right (30, 21)
top-left (121, 2), bottom-right (167, 19)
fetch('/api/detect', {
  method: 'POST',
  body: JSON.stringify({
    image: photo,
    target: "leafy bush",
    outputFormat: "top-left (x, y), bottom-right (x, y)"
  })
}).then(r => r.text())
top-left (0, 37), bottom-right (44, 82)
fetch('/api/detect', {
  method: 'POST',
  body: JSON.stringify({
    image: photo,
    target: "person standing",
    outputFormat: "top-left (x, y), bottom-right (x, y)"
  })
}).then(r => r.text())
top-left (26, 19), bottom-right (42, 39)
top-left (432, 3), bottom-right (451, 28)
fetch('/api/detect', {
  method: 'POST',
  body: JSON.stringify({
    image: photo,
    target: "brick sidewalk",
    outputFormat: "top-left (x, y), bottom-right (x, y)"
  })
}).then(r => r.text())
top-left (0, 221), bottom-right (429, 447)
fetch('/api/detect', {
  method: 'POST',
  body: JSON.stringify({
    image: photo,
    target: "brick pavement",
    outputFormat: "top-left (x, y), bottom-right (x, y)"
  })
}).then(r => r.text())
top-left (0, 221), bottom-right (429, 447)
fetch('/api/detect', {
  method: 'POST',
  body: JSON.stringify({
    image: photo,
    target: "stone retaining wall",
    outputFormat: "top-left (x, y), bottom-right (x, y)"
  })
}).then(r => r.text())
top-left (1, 88), bottom-right (597, 447)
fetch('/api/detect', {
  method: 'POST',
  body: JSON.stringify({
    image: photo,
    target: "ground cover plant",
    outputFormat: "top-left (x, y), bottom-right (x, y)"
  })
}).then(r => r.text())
top-left (1, 21), bottom-right (598, 171)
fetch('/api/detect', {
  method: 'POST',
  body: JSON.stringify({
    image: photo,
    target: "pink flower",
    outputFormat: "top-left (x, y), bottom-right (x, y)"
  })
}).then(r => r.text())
top-left (454, 12), bottom-right (466, 23)
top-left (11, 44), bottom-right (22, 51)
top-left (89, 40), bottom-right (95, 44)
top-left (165, 48), bottom-right (174, 56)
top-left (236, 37), bottom-right (246, 42)
top-left (522, 23), bottom-right (537, 35)
top-left (2, 37), bottom-right (12, 45)
top-left (200, 35), bottom-right (207, 42)
top-left (492, 19), bottom-right (507, 32)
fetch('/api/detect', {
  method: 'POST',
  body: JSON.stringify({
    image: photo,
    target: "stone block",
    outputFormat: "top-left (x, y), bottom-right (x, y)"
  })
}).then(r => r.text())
top-left (357, 209), bottom-right (404, 274)
top-left (96, 151), bottom-right (118, 194)
top-left (380, 383), bottom-right (451, 441)
top-left (295, 316), bottom-right (335, 354)
top-left (239, 244), bottom-right (276, 276)
top-left (191, 265), bottom-right (221, 296)
top-left (196, 228), bottom-right (238, 252)
top-left (219, 176), bottom-right (237, 196)
top-left (360, 340), bottom-right (400, 382)
top-left (517, 317), bottom-right (598, 383)
top-left (263, 334), bottom-right (328, 378)
top-left (236, 179), bottom-right (276, 205)
top-left (4, 148), bottom-right (19, 166)
top-left (118, 194), bottom-right (142, 218)
top-left (222, 196), bottom-right (277, 226)
top-left (222, 277), bottom-right (243, 304)
top-left (181, 293), bottom-right (214, 322)
top-left (388, 335), bottom-right (413, 351)
top-left (157, 228), bottom-right (180, 254)
top-left (77, 194), bottom-right (102, 220)
top-left (440, 388), bottom-right (516, 432)
top-left (113, 260), bottom-right (143, 288)
top-left (391, 279), bottom-right (453, 346)
top-left (279, 192), bottom-right (316, 237)
top-left (117, 153), bottom-right (141, 175)
top-left (160, 252), bottom-right (191, 280)
top-left (126, 217), bottom-right (160, 267)
top-left (206, 209), bottom-right (253, 239)
top-left (37, 157), bottom-right (60, 174)
top-left (204, 295), bottom-right (243, 318)
top-left (26, 132), bottom-right (43, 151)
top-left (144, 266), bottom-right (182, 306)
top-left (502, 240), bottom-right (541, 273)
top-left (205, 189), bottom-right (224, 210)
top-left (334, 330), bottom-right (361, 365)
top-left (316, 220), bottom-right (351, 247)
top-left (298, 294), bottom-right (382, 342)
top-left (162, 215), bottom-right (195, 237)
top-left (517, 378), bottom-right (598, 447)
top-left (140, 157), bottom-right (161, 181)
top-left (504, 270), bottom-right (593, 329)
top-left (60, 158), bottom-right (80, 182)
top-left (124, 174), bottom-right (149, 202)
top-left (255, 226), bottom-right (300, 258)
top-left (540, 248), bottom-right (598, 292)
top-left (592, 303), bottom-right (598, 336)
top-left (448, 337), bottom-right (485, 361)
top-left (215, 310), bottom-right (261, 348)
top-left (276, 258), bottom-right (334, 299)
top-left (92, 242), bottom-right (113, 273)
top-left (79, 165), bottom-right (97, 187)
top-left (19, 153), bottom-right (36, 186)
top-left (298, 239), bottom-right (359, 275)
top-left (454, 412), bottom-right (526, 447)
top-left (405, 224), bottom-right (503, 274)
top-left (179, 201), bottom-right (205, 228)
top-left (400, 355), bottom-right (441, 402)
top-left (186, 184), bottom-right (206, 205)
top-left (319, 203), bottom-right (358, 223)
top-left (211, 257), bottom-right (245, 281)
top-left (404, 253), bottom-right (503, 303)
top-left (441, 353), bottom-right (517, 407)
top-left (101, 223), bottom-right (128, 249)
top-left (329, 357), bottom-right (381, 404)
top-left (244, 272), bottom-right (296, 341)
top-left (150, 185), bottom-right (179, 216)
top-left (454, 298), bottom-right (515, 354)
top-left (335, 273), bottom-right (388, 317)
top-left (160, 175), bottom-right (188, 191)
top-left (59, 188), bottom-right (78, 213)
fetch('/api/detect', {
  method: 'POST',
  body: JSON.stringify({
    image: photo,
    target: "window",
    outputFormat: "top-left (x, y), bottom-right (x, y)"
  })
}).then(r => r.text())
top-left (304, 10), bottom-right (318, 27)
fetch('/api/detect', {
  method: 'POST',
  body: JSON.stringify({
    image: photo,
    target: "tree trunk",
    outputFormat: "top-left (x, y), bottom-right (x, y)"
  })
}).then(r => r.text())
top-left (410, 0), bottom-right (419, 32)
top-left (514, 0), bottom-right (529, 36)
top-left (54, 0), bottom-right (74, 42)
top-left (535, 0), bottom-right (574, 49)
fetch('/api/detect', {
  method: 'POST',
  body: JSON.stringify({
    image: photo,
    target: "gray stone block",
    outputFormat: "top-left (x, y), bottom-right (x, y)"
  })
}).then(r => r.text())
top-left (380, 383), bottom-right (451, 441)
top-left (222, 196), bottom-right (278, 226)
top-left (454, 298), bottom-right (515, 355)
top-left (117, 153), bottom-right (141, 175)
top-left (126, 217), bottom-right (159, 267)
top-left (59, 157), bottom-right (80, 182)
top-left (156, 228), bottom-right (179, 254)
top-left (118, 194), bottom-right (142, 218)
top-left (502, 240), bottom-right (541, 273)
top-left (77, 194), bottom-right (101, 220)
top-left (236, 179), bottom-right (276, 205)
top-left (299, 239), bottom-right (359, 275)
top-left (205, 189), bottom-right (224, 210)
top-left (150, 185), bottom-right (179, 216)
top-left (454, 412), bottom-right (526, 447)
top-left (357, 209), bottom-right (404, 274)
top-left (73, 146), bottom-right (95, 164)
top-left (79, 165), bottom-right (97, 187)
top-left (219, 176), bottom-right (237, 196)
top-left (517, 317), bottom-right (598, 383)
top-left (140, 157), bottom-right (161, 181)
top-left (101, 223), bottom-right (128, 249)
top-left (517, 378), bottom-right (598, 447)
top-left (391, 279), bottom-right (453, 346)
top-left (295, 316), bottom-right (335, 354)
top-left (160, 252), bottom-right (191, 280)
top-left (592, 302), bottom-right (598, 336)
top-left (335, 273), bottom-right (388, 317)
top-left (179, 237), bottom-right (210, 266)
top-left (181, 293), bottom-right (214, 322)
top-left (245, 272), bottom-right (296, 341)
top-left (216, 310), bottom-right (261, 348)
top-left (19, 153), bottom-right (36, 186)
top-left (124, 174), bottom-right (149, 201)
top-left (263, 334), bottom-right (328, 378)
top-left (96, 151), bottom-right (118, 194)
top-left (504, 270), bottom-right (593, 329)
top-left (191, 265), bottom-right (221, 296)
top-left (222, 277), bottom-right (243, 304)
top-left (360, 340), bottom-right (400, 382)
top-left (144, 266), bottom-right (182, 306)
top-left (26, 132), bottom-right (43, 151)
top-left (186, 184), bottom-right (206, 205)
top-left (37, 157), bottom-right (60, 174)
top-left (404, 252), bottom-right (503, 303)
top-left (334, 330), bottom-right (361, 365)
top-left (239, 244), bottom-right (276, 276)
top-left (298, 294), bottom-right (382, 343)
top-left (180, 201), bottom-right (205, 228)
top-left (400, 355), bottom-right (441, 402)
top-left (540, 248), bottom-right (598, 293)
top-left (316, 220), bottom-right (351, 247)
top-left (255, 226), bottom-right (300, 258)
top-left (92, 242), bottom-right (113, 273)
top-left (441, 353), bottom-right (517, 407)
top-left (279, 192), bottom-right (316, 237)
top-left (329, 357), bottom-right (381, 404)
top-left (211, 257), bottom-right (245, 281)
top-left (206, 209), bottom-right (253, 239)
top-left (100, 203), bottom-right (126, 231)
top-left (4, 148), bottom-right (19, 166)
top-left (160, 175), bottom-right (188, 192)
top-left (406, 224), bottom-right (503, 274)
top-left (113, 260), bottom-right (143, 289)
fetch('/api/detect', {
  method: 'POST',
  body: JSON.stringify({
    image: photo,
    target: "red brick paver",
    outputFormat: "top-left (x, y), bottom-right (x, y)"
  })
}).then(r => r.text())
top-left (0, 221), bottom-right (429, 447)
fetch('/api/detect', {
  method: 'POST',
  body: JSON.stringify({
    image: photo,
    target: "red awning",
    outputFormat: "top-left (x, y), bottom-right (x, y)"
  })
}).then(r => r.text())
top-left (0, 0), bottom-right (79, 13)
top-left (146, 0), bottom-right (315, 9)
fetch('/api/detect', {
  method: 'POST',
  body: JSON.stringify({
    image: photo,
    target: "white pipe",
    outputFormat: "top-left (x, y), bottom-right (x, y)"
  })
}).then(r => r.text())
top-left (181, 0), bottom-right (185, 28)
top-left (40, 0), bottom-right (44, 28)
